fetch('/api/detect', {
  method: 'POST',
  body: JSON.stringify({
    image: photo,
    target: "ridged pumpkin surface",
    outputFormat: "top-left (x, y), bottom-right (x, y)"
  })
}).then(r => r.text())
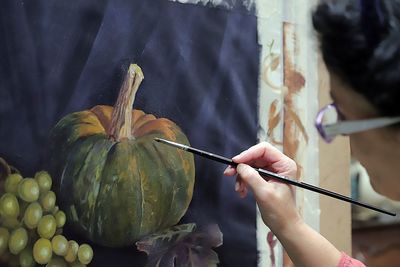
top-left (49, 65), bottom-right (195, 247)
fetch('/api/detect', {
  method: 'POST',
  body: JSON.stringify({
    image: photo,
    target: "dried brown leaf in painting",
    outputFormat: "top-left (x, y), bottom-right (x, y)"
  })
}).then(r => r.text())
top-left (281, 20), bottom-right (313, 267)
top-left (285, 70), bottom-right (305, 93)
top-left (270, 54), bottom-right (280, 71)
top-left (283, 107), bottom-right (305, 179)
top-left (282, 21), bottom-right (307, 180)
top-left (286, 108), bottom-right (309, 143)
top-left (136, 223), bottom-right (222, 267)
top-left (268, 100), bottom-right (280, 133)
top-left (283, 127), bottom-right (299, 162)
top-left (262, 54), bottom-right (282, 91)
top-left (283, 22), bottom-right (305, 94)
top-left (267, 100), bottom-right (283, 145)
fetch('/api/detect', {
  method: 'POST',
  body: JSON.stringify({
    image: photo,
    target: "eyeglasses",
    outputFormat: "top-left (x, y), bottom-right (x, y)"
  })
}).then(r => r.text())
top-left (315, 103), bottom-right (400, 143)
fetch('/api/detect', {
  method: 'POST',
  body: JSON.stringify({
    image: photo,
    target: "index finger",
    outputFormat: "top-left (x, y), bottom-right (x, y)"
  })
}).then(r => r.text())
top-left (232, 142), bottom-right (296, 176)
top-left (233, 142), bottom-right (286, 165)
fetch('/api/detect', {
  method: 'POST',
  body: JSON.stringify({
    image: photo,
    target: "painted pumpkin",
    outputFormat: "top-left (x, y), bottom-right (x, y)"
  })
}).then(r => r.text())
top-left (49, 64), bottom-right (195, 247)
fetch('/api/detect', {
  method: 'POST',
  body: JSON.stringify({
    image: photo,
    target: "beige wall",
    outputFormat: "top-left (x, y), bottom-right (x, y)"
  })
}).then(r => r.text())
top-left (318, 59), bottom-right (352, 254)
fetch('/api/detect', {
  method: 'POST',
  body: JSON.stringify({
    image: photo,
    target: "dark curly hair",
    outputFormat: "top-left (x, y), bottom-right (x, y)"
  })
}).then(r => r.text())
top-left (313, 0), bottom-right (400, 116)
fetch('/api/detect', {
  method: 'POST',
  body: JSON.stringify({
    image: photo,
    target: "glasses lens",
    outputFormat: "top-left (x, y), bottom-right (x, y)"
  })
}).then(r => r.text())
top-left (320, 105), bottom-right (339, 126)
top-left (315, 104), bottom-right (340, 143)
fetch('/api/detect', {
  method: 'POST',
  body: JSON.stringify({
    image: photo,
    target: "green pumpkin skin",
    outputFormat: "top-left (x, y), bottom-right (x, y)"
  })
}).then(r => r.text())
top-left (48, 65), bottom-right (195, 247)
top-left (50, 106), bottom-right (195, 247)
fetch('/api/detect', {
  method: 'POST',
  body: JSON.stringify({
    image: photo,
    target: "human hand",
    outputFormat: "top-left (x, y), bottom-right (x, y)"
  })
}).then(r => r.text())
top-left (223, 142), bottom-right (302, 234)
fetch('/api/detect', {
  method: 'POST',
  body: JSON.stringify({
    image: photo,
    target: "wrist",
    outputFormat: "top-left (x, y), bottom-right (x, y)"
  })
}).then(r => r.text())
top-left (274, 214), bottom-right (305, 242)
top-left (273, 218), bottom-right (342, 267)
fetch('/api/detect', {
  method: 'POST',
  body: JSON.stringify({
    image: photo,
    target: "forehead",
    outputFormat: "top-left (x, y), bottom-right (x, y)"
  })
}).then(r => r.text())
top-left (329, 73), bottom-right (378, 119)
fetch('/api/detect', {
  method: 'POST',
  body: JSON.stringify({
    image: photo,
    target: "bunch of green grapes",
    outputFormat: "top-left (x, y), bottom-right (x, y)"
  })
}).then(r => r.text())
top-left (0, 171), bottom-right (93, 267)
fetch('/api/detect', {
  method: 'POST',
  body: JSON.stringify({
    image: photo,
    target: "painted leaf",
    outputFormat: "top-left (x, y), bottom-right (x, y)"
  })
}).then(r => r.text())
top-left (136, 223), bottom-right (223, 267)
top-left (270, 53), bottom-right (280, 71)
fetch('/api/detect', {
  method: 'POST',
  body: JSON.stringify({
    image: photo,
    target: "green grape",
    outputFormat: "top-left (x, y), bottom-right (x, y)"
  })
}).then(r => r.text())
top-left (0, 193), bottom-right (20, 218)
top-left (34, 171), bottom-right (52, 193)
top-left (37, 215), bottom-right (56, 239)
top-left (0, 227), bottom-right (10, 256)
top-left (24, 202), bottom-right (43, 229)
top-left (40, 191), bottom-right (56, 212)
top-left (69, 261), bottom-right (86, 267)
top-left (54, 211), bottom-right (66, 228)
top-left (77, 244), bottom-right (93, 265)
top-left (52, 206), bottom-right (59, 215)
top-left (8, 227), bottom-right (28, 255)
top-left (18, 178), bottom-right (40, 203)
top-left (64, 240), bottom-right (78, 263)
top-left (4, 173), bottom-right (23, 194)
top-left (33, 238), bottom-right (52, 264)
top-left (46, 256), bottom-right (68, 267)
top-left (19, 247), bottom-right (35, 267)
top-left (52, 235), bottom-right (68, 256)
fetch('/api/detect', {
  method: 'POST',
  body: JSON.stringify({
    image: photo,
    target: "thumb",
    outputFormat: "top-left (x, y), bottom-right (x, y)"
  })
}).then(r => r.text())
top-left (236, 164), bottom-right (267, 193)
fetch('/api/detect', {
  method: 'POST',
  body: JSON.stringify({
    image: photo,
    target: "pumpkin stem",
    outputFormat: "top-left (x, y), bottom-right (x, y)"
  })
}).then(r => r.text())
top-left (109, 64), bottom-right (144, 141)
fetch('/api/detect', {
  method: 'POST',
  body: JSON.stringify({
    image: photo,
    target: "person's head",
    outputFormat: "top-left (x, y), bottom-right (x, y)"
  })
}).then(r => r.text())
top-left (313, 0), bottom-right (400, 200)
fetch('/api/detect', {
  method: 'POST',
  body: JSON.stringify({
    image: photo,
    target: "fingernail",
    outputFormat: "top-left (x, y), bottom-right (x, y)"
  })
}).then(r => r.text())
top-left (235, 181), bottom-right (240, 191)
top-left (223, 165), bottom-right (232, 174)
top-left (232, 153), bottom-right (242, 161)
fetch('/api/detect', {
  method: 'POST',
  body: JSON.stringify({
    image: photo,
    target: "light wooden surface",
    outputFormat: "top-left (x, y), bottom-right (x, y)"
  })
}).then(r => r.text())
top-left (318, 58), bottom-right (352, 255)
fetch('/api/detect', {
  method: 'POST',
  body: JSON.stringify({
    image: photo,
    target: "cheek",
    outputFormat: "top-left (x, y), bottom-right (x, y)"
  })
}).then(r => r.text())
top-left (369, 173), bottom-right (400, 200)
top-left (350, 135), bottom-right (381, 187)
top-left (349, 134), bottom-right (371, 158)
top-left (350, 134), bottom-right (400, 200)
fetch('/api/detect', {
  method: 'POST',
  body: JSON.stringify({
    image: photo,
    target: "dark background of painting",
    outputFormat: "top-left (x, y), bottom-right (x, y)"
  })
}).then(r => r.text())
top-left (0, 0), bottom-right (259, 266)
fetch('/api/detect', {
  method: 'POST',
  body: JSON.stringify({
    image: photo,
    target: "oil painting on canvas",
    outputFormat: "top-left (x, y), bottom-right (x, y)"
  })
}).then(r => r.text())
top-left (0, 0), bottom-right (260, 266)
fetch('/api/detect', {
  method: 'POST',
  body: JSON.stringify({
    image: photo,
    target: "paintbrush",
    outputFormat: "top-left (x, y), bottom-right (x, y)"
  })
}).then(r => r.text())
top-left (154, 137), bottom-right (396, 216)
